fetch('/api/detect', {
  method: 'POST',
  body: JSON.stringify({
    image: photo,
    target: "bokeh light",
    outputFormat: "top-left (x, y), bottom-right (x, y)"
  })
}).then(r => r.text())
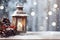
top-left (52, 22), bottom-right (56, 26)
top-left (31, 11), bottom-right (35, 16)
top-left (48, 11), bottom-right (52, 15)
top-left (33, 2), bottom-right (37, 5)
top-left (0, 5), bottom-right (4, 9)
top-left (45, 17), bottom-right (48, 20)
top-left (53, 4), bottom-right (58, 9)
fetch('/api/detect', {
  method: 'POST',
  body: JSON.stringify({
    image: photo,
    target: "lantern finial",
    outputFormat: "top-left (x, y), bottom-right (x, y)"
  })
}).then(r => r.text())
top-left (16, 3), bottom-right (23, 8)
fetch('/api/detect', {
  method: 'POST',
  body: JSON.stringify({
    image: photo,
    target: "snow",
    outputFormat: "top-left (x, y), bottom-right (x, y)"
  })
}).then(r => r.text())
top-left (0, 31), bottom-right (60, 39)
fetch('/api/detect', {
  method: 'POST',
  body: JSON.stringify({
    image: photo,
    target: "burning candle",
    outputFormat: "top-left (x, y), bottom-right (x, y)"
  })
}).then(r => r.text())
top-left (17, 22), bottom-right (22, 31)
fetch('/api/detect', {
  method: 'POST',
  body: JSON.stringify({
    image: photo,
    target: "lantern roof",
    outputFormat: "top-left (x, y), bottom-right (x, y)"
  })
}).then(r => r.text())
top-left (12, 10), bottom-right (28, 16)
top-left (12, 14), bottom-right (28, 16)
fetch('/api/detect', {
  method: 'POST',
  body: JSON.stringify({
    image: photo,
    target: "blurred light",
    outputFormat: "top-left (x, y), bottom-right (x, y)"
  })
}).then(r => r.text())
top-left (52, 8), bottom-right (56, 12)
top-left (53, 4), bottom-right (58, 9)
top-left (45, 17), bottom-right (48, 20)
top-left (0, 5), bottom-right (4, 9)
top-left (48, 11), bottom-right (52, 15)
top-left (52, 22), bottom-right (56, 26)
top-left (33, 2), bottom-right (37, 5)
top-left (31, 12), bottom-right (35, 16)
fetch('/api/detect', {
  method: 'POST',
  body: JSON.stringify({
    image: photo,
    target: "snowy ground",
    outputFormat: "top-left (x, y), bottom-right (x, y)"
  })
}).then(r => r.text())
top-left (0, 31), bottom-right (60, 39)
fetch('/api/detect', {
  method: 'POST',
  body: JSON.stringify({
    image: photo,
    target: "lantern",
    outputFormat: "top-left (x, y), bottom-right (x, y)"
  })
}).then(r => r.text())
top-left (12, 4), bottom-right (28, 33)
